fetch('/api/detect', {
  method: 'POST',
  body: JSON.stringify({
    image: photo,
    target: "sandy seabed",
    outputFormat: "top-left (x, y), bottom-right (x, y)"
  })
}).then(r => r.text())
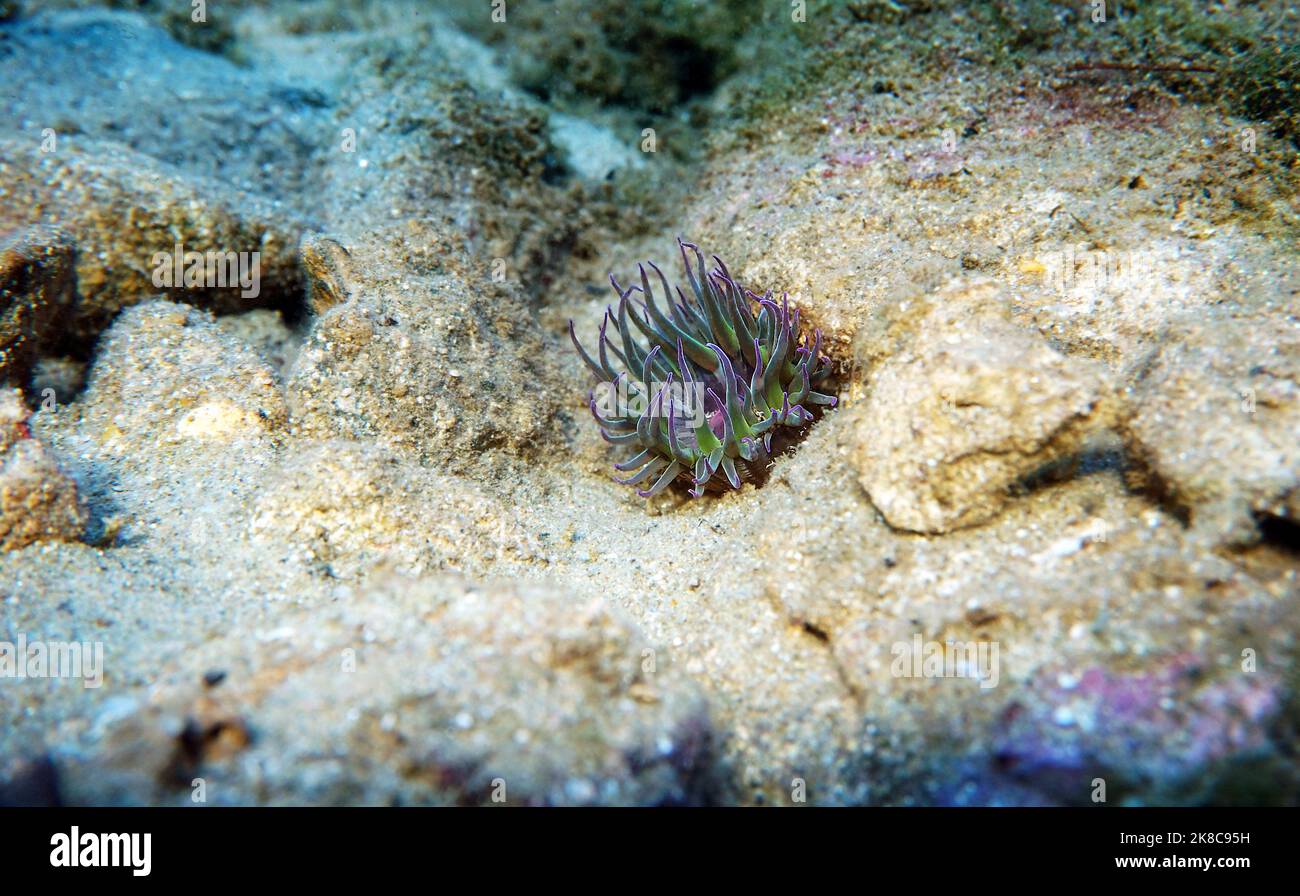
top-left (0, 1), bottom-right (1297, 806)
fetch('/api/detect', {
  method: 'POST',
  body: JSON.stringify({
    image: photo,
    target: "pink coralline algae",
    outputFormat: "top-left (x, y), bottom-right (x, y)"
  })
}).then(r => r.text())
top-left (987, 654), bottom-right (1283, 804)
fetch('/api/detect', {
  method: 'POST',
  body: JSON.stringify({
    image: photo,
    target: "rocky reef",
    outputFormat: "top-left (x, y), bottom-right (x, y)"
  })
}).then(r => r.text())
top-left (0, 1), bottom-right (1297, 806)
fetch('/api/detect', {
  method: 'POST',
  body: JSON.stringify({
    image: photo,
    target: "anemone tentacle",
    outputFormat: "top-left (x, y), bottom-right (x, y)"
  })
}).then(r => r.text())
top-left (571, 240), bottom-right (837, 497)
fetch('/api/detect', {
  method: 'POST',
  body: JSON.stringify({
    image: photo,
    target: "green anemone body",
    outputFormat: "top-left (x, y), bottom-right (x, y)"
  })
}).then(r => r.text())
top-left (570, 239), bottom-right (836, 498)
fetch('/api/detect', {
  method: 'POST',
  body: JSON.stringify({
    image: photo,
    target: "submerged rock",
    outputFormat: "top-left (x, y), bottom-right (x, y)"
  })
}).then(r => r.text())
top-left (0, 388), bottom-right (84, 551)
top-left (64, 300), bottom-right (288, 452)
top-left (0, 138), bottom-right (305, 342)
top-left (1121, 312), bottom-right (1300, 545)
top-left (55, 575), bottom-right (720, 807)
top-left (854, 281), bottom-right (1117, 533)
top-left (0, 226), bottom-right (75, 387)
top-left (286, 229), bottom-right (565, 467)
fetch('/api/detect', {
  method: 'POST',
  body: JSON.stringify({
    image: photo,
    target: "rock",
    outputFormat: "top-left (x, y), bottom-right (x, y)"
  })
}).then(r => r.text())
top-left (213, 309), bottom-right (299, 379)
top-left (819, 499), bottom-right (1296, 806)
top-left (0, 10), bottom-right (330, 202)
top-left (0, 226), bottom-right (75, 386)
top-left (0, 389), bottom-right (85, 550)
top-left (0, 137), bottom-right (306, 343)
top-left (854, 281), bottom-right (1116, 534)
top-left (0, 8), bottom-right (331, 356)
top-left (0, 386), bottom-right (28, 454)
top-left (338, 576), bottom-right (718, 806)
top-left (65, 691), bottom-right (253, 803)
top-left (1120, 312), bottom-right (1300, 545)
top-left (66, 300), bottom-right (287, 453)
top-left (990, 655), bottom-right (1286, 805)
top-left (247, 440), bottom-right (541, 580)
top-left (549, 113), bottom-right (647, 182)
top-left (57, 575), bottom-right (720, 807)
top-left (298, 232), bottom-right (357, 315)
top-left (286, 227), bottom-right (565, 466)
top-left (19, 300), bottom-right (289, 555)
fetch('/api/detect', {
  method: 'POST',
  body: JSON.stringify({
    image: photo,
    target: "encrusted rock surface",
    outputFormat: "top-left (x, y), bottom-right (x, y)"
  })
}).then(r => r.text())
top-left (0, 226), bottom-right (75, 386)
top-left (286, 229), bottom-right (566, 466)
top-left (0, 388), bottom-right (85, 550)
top-left (854, 281), bottom-right (1117, 534)
top-left (1120, 311), bottom-right (1300, 545)
top-left (53, 575), bottom-right (717, 807)
top-left (0, 138), bottom-right (305, 340)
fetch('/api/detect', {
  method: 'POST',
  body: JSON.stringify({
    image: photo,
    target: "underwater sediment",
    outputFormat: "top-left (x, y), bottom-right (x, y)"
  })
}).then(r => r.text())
top-left (0, 1), bottom-right (1297, 806)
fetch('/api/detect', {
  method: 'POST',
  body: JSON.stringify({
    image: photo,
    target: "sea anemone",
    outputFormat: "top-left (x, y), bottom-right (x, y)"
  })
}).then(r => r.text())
top-left (570, 239), bottom-right (837, 498)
